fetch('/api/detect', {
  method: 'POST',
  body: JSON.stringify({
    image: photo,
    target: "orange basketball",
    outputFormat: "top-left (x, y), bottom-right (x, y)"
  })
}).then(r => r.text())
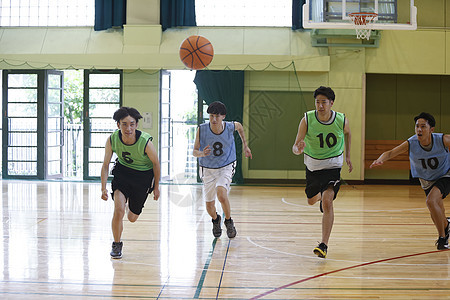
top-left (179, 35), bottom-right (214, 70)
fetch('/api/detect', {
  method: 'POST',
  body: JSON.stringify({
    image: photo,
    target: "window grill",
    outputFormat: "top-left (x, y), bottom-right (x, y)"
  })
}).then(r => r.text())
top-left (0, 0), bottom-right (94, 27)
top-left (195, 0), bottom-right (291, 27)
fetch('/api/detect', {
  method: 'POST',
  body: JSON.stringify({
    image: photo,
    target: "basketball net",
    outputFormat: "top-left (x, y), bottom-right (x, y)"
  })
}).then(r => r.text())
top-left (348, 12), bottom-right (378, 40)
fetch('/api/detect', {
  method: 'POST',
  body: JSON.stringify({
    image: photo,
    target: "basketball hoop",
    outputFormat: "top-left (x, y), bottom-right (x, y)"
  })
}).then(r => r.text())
top-left (348, 12), bottom-right (378, 40)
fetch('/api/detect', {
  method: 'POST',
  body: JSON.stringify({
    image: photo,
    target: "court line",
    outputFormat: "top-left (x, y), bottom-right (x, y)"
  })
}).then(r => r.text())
top-left (247, 236), bottom-right (450, 266)
top-left (0, 291), bottom-right (159, 298)
top-left (0, 290), bottom-right (199, 299)
top-left (37, 218), bottom-right (48, 224)
top-left (247, 236), bottom-right (338, 261)
top-left (156, 276), bottom-right (169, 299)
top-left (216, 239), bottom-right (231, 299)
top-left (239, 221), bottom-right (433, 226)
top-left (3, 279), bottom-right (450, 290)
top-left (249, 249), bottom-right (449, 299)
top-left (282, 197), bottom-right (427, 212)
top-left (193, 238), bottom-right (218, 298)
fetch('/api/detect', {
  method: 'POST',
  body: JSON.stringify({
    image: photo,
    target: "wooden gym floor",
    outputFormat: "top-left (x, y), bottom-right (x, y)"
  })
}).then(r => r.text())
top-left (0, 180), bottom-right (449, 299)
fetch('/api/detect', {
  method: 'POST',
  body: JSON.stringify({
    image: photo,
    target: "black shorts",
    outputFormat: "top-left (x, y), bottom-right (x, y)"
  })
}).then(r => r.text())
top-left (305, 167), bottom-right (341, 200)
top-left (111, 161), bottom-right (155, 215)
top-left (424, 177), bottom-right (450, 198)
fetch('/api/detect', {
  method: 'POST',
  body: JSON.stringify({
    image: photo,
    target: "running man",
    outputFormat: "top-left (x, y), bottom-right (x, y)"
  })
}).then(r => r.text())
top-left (292, 86), bottom-right (352, 258)
top-left (371, 112), bottom-right (450, 250)
top-left (193, 101), bottom-right (252, 238)
top-left (101, 107), bottom-right (160, 258)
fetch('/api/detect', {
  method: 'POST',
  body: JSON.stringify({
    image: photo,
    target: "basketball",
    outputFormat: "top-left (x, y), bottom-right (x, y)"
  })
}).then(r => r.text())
top-left (179, 35), bottom-right (214, 70)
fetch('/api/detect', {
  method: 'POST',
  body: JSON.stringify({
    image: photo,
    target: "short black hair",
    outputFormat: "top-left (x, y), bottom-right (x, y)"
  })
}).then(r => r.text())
top-left (113, 107), bottom-right (142, 123)
top-left (207, 101), bottom-right (227, 115)
top-left (414, 112), bottom-right (436, 128)
top-left (313, 86), bottom-right (335, 101)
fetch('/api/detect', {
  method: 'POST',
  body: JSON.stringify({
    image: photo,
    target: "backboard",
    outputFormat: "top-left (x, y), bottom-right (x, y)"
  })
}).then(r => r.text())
top-left (303, 0), bottom-right (417, 30)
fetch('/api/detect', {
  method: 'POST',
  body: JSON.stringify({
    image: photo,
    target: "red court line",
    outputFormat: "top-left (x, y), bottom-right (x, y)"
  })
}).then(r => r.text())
top-left (250, 249), bottom-right (449, 299)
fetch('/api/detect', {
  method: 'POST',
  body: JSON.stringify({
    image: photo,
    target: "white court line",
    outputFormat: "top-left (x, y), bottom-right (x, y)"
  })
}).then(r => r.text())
top-left (282, 198), bottom-right (427, 212)
top-left (246, 237), bottom-right (450, 266)
top-left (120, 255), bottom-right (312, 279)
top-left (247, 235), bottom-right (435, 242)
top-left (247, 236), bottom-right (364, 263)
top-left (125, 259), bottom-right (450, 281)
top-left (35, 236), bottom-right (445, 283)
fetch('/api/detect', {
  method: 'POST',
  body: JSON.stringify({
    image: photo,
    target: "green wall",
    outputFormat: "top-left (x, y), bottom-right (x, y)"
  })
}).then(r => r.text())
top-left (366, 74), bottom-right (450, 140)
top-left (248, 91), bottom-right (314, 171)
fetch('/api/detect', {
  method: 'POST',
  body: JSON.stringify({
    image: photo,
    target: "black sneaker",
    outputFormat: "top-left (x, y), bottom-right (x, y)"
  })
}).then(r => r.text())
top-left (110, 241), bottom-right (123, 259)
top-left (445, 217), bottom-right (450, 238)
top-left (435, 237), bottom-right (449, 250)
top-left (212, 214), bottom-right (222, 238)
top-left (313, 242), bottom-right (328, 258)
top-left (224, 218), bottom-right (237, 238)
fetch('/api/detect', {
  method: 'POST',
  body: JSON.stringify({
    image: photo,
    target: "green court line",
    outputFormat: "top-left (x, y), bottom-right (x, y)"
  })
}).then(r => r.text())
top-left (3, 280), bottom-right (450, 291)
top-left (3, 287), bottom-right (449, 300)
top-left (156, 276), bottom-right (170, 299)
top-left (216, 239), bottom-right (231, 299)
top-left (194, 238), bottom-right (218, 298)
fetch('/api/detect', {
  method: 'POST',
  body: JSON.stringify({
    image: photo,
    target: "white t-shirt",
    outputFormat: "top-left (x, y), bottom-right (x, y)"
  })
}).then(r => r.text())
top-left (304, 153), bottom-right (344, 171)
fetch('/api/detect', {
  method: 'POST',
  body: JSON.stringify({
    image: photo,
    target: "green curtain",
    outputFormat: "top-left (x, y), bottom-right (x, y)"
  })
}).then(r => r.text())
top-left (292, 0), bottom-right (306, 30)
top-left (94, 0), bottom-right (126, 31)
top-left (160, 0), bottom-right (196, 31)
top-left (194, 70), bottom-right (245, 184)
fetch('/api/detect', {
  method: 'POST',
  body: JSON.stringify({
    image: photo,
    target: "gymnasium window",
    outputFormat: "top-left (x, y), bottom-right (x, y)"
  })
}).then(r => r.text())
top-left (195, 0), bottom-right (291, 27)
top-left (0, 0), bottom-right (94, 27)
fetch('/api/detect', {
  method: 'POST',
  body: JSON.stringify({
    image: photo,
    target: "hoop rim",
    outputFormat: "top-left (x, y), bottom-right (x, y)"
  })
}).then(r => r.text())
top-left (348, 12), bottom-right (378, 39)
top-left (348, 12), bottom-right (378, 17)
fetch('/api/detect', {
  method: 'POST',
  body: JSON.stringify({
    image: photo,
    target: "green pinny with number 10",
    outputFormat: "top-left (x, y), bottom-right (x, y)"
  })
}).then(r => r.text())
top-left (303, 110), bottom-right (345, 160)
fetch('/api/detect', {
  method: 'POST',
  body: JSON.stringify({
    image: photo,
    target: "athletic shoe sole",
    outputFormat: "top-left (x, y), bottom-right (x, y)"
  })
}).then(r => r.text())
top-left (313, 247), bottom-right (327, 258)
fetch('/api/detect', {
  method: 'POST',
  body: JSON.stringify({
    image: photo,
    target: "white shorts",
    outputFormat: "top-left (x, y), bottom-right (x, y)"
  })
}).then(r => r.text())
top-left (200, 162), bottom-right (236, 202)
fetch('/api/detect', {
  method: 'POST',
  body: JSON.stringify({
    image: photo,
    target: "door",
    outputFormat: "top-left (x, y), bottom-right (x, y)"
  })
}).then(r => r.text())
top-left (83, 70), bottom-right (122, 180)
top-left (2, 71), bottom-right (39, 178)
top-left (2, 70), bottom-right (64, 179)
